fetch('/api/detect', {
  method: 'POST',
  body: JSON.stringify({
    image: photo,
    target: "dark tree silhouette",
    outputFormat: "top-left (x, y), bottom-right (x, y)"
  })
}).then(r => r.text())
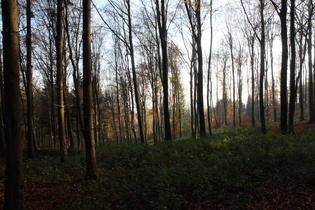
top-left (2, 0), bottom-right (25, 208)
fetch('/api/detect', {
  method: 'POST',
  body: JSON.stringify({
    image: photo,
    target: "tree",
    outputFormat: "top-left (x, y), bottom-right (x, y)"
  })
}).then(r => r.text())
top-left (288, 0), bottom-right (296, 129)
top-left (295, 1), bottom-right (308, 122)
top-left (271, 0), bottom-right (288, 134)
top-left (156, 0), bottom-right (172, 140)
top-left (83, 0), bottom-right (98, 179)
top-left (184, 0), bottom-right (206, 137)
top-left (26, 0), bottom-right (36, 158)
top-left (64, 0), bottom-right (84, 149)
top-left (243, 19), bottom-right (256, 127)
top-left (241, 0), bottom-right (267, 133)
top-left (266, 15), bottom-right (278, 122)
top-left (226, 24), bottom-right (236, 127)
top-left (258, 0), bottom-right (267, 134)
top-left (97, 0), bottom-right (145, 143)
top-left (56, 0), bottom-right (67, 162)
top-left (126, 0), bottom-right (145, 143)
top-left (2, 0), bottom-right (25, 208)
top-left (307, 0), bottom-right (314, 123)
top-left (237, 44), bottom-right (245, 125)
top-left (0, 48), bottom-right (5, 158)
top-left (207, 0), bottom-right (213, 134)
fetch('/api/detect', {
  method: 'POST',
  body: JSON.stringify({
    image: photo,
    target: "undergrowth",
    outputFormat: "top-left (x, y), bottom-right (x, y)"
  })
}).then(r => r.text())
top-left (24, 127), bottom-right (315, 209)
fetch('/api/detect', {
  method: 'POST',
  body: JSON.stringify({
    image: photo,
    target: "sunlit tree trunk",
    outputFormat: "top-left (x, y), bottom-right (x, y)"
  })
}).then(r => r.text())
top-left (56, 0), bottom-right (67, 162)
top-left (0, 48), bottom-right (5, 158)
top-left (2, 0), bottom-right (24, 208)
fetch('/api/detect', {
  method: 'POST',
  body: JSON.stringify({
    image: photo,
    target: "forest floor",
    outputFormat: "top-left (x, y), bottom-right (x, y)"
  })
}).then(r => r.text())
top-left (1, 124), bottom-right (315, 209)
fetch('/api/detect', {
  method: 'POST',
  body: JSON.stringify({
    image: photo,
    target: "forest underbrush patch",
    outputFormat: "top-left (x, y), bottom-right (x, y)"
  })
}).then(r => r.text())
top-left (1, 126), bottom-right (314, 209)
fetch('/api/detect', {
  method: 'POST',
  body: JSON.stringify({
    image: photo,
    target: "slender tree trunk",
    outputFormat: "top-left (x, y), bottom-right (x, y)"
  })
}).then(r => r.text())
top-left (251, 38), bottom-right (256, 127)
top-left (127, 0), bottom-right (145, 143)
top-left (310, 0), bottom-right (315, 123)
top-left (26, 0), bottom-right (35, 158)
top-left (190, 55), bottom-right (196, 138)
top-left (64, 1), bottom-right (84, 147)
top-left (156, 0), bottom-right (172, 140)
top-left (2, 0), bottom-right (24, 208)
top-left (228, 32), bottom-right (236, 127)
top-left (207, 0), bottom-right (213, 135)
top-left (270, 35), bottom-right (277, 122)
top-left (288, 0), bottom-right (296, 129)
top-left (56, 0), bottom-right (67, 162)
top-left (195, 0), bottom-right (206, 137)
top-left (259, 0), bottom-right (267, 134)
top-left (223, 55), bottom-right (228, 126)
top-left (298, 33), bottom-right (307, 121)
top-left (49, 35), bottom-right (57, 150)
top-left (0, 48), bottom-right (5, 158)
top-left (83, 0), bottom-right (98, 179)
top-left (238, 45), bottom-right (243, 125)
top-left (279, 0), bottom-right (288, 133)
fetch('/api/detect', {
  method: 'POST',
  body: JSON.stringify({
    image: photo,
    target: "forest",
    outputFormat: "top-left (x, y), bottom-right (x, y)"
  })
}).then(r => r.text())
top-left (1, 0), bottom-right (315, 209)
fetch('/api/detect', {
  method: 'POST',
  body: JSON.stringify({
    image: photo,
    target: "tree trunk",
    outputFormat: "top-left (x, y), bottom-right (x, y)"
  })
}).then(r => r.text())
top-left (56, 0), bottom-right (67, 162)
top-left (288, 0), bottom-right (296, 129)
top-left (49, 34), bottom-right (57, 150)
top-left (127, 0), bottom-right (145, 143)
top-left (250, 37), bottom-right (255, 127)
top-left (279, 0), bottom-right (288, 133)
top-left (259, 0), bottom-right (267, 134)
top-left (2, 0), bottom-right (24, 208)
top-left (196, 0), bottom-right (206, 137)
top-left (228, 32), bottom-right (236, 127)
top-left (83, 0), bottom-right (98, 179)
top-left (309, 0), bottom-right (315, 123)
top-left (207, 0), bottom-right (213, 135)
top-left (0, 48), bottom-right (5, 158)
top-left (64, 1), bottom-right (84, 148)
top-left (26, 0), bottom-right (35, 158)
top-left (269, 33), bottom-right (277, 122)
top-left (157, 0), bottom-right (172, 140)
top-left (298, 32), bottom-right (307, 122)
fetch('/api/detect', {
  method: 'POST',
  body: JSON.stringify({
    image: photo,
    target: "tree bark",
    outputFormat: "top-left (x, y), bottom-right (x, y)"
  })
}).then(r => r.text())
top-left (2, 0), bottom-right (24, 208)
top-left (26, 0), bottom-right (35, 158)
top-left (259, 0), bottom-right (267, 134)
top-left (207, 0), bottom-right (213, 135)
top-left (156, 0), bottom-right (172, 140)
top-left (0, 48), bottom-right (5, 158)
top-left (227, 31), bottom-right (236, 127)
top-left (279, 0), bottom-right (288, 133)
top-left (83, 0), bottom-right (98, 179)
top-left (308, 0), bottom-right (315, 123)
top-left (127, 0), bottom-right (145, 143)
top-left (56, 0), bottom-right (67, 162)
top-left (196, 0), bottom-right (206, 137)
top-left (288, 0), bottom-right (296, 129)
